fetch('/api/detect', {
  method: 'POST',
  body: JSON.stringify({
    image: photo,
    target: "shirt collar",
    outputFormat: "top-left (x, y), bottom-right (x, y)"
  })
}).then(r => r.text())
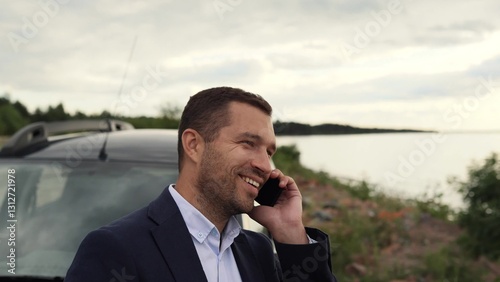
top-left (168, 185), bottom-right (241, 245)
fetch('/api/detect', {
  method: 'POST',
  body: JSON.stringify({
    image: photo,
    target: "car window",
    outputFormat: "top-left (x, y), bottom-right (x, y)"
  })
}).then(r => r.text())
top-left (0, 161), bottom-right (178, 278)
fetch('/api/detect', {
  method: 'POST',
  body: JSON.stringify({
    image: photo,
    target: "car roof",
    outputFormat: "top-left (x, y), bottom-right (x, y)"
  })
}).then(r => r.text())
top-left (31, 129), bottom-right (179, 163)
top-left (0, 120), bottom-right (179, 164)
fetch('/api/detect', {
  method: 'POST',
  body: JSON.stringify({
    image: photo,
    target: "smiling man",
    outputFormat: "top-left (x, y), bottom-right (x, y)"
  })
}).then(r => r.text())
top-left (65, 87), bottom-right (337, 282)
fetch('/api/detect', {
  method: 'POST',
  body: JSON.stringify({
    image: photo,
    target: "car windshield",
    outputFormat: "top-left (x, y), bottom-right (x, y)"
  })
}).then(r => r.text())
top-left (0, 161), bottom-right (178, 279)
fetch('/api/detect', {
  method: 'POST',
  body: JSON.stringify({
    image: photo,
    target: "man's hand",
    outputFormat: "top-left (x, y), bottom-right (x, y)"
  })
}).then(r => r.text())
top-left (248, 169), bottom-right (308, 244)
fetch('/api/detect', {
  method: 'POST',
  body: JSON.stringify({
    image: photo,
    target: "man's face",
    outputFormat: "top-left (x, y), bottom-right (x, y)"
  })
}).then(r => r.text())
top-left (196, 102), bottom-right (276, 216)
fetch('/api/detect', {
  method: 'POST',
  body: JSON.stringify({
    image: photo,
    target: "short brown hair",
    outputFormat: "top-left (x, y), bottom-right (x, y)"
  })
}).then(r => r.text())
top-left (177, 86), bottom-right (272, 170)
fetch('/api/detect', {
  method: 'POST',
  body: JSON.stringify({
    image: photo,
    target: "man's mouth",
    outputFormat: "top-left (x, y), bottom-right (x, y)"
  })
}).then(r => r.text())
top-left (240, 175), bottom-right (261, 188)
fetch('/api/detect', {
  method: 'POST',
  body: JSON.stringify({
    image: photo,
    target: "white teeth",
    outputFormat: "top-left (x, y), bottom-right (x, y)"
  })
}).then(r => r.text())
top-left (243, 176), bottom-right (260, 188)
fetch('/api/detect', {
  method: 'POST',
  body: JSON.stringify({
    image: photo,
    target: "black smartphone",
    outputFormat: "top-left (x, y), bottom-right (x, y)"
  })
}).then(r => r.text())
top-left (255, 177), bottom-right (283, 207)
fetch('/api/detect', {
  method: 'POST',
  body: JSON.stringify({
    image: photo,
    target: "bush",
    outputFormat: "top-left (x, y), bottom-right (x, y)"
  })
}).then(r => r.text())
top-left (0, 104), bottom-right (29, 135)
top-left (413, 190), bottom-right (455, 221)
top-left (272, 144), bottom-right (317, 178)
top-left (416, 246), bottom-right (485, 281)
top-left (454, 153), bottom-right (500, 260)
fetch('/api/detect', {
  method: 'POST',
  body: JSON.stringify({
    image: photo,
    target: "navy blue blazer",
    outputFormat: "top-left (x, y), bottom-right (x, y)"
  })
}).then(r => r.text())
top-left (65, 187), bottom-right (336, 282)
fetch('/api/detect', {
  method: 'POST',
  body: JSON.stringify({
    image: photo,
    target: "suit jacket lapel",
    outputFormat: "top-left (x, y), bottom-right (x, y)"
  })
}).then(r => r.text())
top-left (148, 188), bottom-right (208, 282)
top-left (232, 234), bottom-right (267, 282)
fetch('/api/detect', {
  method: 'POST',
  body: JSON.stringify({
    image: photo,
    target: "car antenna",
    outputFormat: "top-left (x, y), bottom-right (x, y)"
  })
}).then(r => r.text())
top-left (99, 35), bottom-right (138, 161)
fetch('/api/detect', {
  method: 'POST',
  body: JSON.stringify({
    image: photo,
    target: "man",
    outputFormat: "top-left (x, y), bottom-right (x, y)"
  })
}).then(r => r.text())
top-left (65, 87), bottom-right (337, 281)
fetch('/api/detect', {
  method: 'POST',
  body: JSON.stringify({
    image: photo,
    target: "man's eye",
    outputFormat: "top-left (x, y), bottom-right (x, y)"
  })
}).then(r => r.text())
top-left (242, 140), bottom-right (254, 146)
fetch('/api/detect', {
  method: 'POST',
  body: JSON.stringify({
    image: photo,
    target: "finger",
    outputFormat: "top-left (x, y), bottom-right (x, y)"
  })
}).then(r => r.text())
top-left (269, 170), bottom-right (298, 192)
top-left (283, 176), bottom-right (300, 192)
top-left (270, 169), bottom-right (283, 179)
top-left (284, 175), bottom-right (295, 187)
top-left (275, 172), bottom-right (294, 187)
top-left (268, 170), bottom-right (284, 188)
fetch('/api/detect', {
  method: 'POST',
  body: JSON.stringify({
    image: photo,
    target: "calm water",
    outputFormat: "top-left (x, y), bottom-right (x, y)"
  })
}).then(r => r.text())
top-left (277, 133), bottom-right (500, 209)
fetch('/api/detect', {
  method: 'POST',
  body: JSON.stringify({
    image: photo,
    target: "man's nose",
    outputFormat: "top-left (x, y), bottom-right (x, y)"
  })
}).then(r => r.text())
top-left (251, 149), bottom-right (272, 176)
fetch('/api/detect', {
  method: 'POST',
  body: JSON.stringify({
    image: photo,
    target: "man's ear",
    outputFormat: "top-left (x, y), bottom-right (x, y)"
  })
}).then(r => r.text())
top-left (181, 128), bottom-right (204, 164)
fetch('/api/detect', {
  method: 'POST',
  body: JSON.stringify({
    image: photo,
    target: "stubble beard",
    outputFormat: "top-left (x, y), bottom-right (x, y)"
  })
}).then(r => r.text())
top-left (195, 144), bottom-right (252, 223)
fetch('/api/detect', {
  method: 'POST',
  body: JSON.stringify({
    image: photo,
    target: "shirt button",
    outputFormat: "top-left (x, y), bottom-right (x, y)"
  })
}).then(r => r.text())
top-left (198, 232), bottom-right (204, 238)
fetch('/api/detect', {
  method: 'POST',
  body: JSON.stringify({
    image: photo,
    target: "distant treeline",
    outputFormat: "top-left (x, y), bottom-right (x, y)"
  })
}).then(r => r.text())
top-left (273, 121), bottom-right (428, 135)
top-left (0, 95), bottom-right (180, 135)
top-left (0, 95), bottom-right (426, 136)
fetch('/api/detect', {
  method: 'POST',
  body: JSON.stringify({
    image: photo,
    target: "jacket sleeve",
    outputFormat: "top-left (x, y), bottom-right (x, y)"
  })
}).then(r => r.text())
top-left (65, 228), bottom-right (139, 282)
top-left (274, 227), bottom-right (337, 282)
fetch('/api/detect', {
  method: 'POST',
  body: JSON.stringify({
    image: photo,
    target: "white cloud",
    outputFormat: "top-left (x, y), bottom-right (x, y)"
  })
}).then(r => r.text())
top-left (1, 0), bottom-right (500, 131)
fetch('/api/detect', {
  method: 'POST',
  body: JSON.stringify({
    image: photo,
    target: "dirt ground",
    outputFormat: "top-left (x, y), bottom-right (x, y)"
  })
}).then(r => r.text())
top-left (297, 177), bottom-right (500, 281)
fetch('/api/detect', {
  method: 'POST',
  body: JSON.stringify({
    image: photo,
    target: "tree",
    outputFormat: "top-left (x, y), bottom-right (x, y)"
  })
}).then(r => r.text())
top-left (31, 108), bottom-right (44, 122)
top-left (44, 103), bottom-right (70, 121)
top-left (159, 102), bottom-right (182, 120)
top-left (0, 104), bottom-right (28, 135)
top-left (0, 96), bottom-right (10, 106)
top-left (74, 111), bottom-right (88, 119)
top-left (99, 110), bottom-right (112, 118)
top-left (13, 101), bottom-right (31, 121)
top-left (158, 102), bottom-right (181, 129)
top-left (0, 94), bottom-right (29, 135)
top-left (454, 153), bottom-right (500, 259)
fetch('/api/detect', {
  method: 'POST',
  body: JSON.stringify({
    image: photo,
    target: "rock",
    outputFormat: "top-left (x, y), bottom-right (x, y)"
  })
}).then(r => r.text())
top-left (381, 242), bottom-right (401, 255)
top-left (302, 196), bottom-right (313, 209)
top-left (323, 199), bottom-right (340, 209)
top-left (367, 209), bottom-right (376, 218)
top-left (340, 198), bottom-right (356, 208)
top-left (312, 210), bottom-right (333, 222)
top-left (345, 262), bottom-right (367, 276)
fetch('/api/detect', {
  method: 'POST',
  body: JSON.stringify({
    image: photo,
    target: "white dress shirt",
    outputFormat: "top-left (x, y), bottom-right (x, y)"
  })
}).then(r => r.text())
top-left (169, 185), bottom-right (243, 282)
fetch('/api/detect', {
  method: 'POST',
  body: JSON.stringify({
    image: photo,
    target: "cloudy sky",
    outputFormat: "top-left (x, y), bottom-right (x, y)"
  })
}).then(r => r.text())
top-left (1, 0), bottom-right (500, 131)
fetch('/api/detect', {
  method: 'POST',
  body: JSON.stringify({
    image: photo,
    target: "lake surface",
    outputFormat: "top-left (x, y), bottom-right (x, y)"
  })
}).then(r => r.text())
top-left (277, 133), bottom-right (500, 209)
